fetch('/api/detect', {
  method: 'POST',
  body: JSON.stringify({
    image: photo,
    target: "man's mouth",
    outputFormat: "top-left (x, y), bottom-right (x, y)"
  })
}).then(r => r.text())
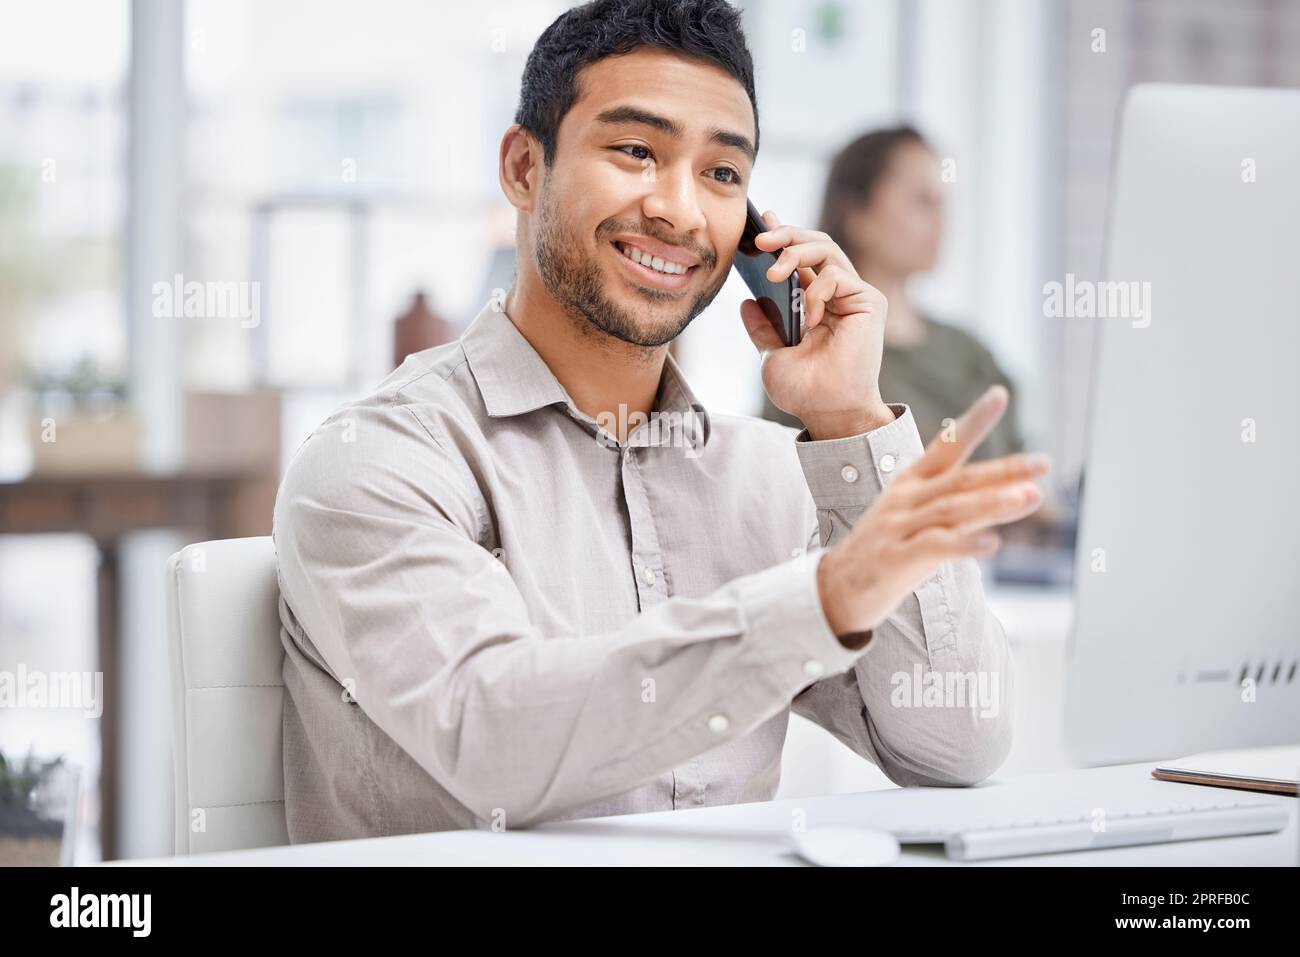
top-left (610, 239), bottom-right (701, 292)
top-left (613, 240), bottom-right (694, 275)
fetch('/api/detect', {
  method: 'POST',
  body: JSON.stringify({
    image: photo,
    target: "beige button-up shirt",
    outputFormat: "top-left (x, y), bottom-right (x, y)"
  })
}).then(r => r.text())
top-left (273, 299), bottom-right (1013, 842)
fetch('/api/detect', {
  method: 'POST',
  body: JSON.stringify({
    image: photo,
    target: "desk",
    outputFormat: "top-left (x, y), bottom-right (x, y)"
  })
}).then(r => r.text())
top-left (115, 762), bottom-right (1297, 867)
top-left (0, 471), bottom-right (275, 860)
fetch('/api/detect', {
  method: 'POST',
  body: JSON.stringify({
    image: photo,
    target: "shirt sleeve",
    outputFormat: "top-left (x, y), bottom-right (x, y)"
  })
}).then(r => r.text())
top-left (273, 399), bottom-right (869, 829)
top-left (789, 404), bottom-right (1015, 786)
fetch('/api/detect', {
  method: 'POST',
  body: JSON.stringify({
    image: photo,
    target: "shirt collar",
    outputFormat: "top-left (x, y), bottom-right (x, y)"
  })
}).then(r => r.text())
top-left (460, 298), bottom-right (712, 451)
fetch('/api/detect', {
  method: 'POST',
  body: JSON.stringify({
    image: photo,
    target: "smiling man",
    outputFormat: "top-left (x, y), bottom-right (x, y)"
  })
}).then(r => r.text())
top-left (273, 0), bottom-right (1049, 842)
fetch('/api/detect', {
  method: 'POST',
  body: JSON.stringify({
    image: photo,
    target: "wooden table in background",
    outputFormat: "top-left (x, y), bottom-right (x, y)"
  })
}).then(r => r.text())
top-left (0, 471), bottom-right (276, 861)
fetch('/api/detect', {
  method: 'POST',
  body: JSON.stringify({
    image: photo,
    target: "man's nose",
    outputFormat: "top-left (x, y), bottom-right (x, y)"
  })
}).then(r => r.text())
top-left (641, 162), bottom-right (707, 236)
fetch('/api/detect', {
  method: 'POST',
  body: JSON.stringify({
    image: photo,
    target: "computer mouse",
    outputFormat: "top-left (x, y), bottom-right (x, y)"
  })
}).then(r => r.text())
top-left (791, 825), bottom-right (901, 867)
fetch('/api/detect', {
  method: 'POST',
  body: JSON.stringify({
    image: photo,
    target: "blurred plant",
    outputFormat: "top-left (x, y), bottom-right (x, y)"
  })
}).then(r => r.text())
top-left (0, 749), bottom-right (67, 861)
top-left (0, 749), bottom-right (64, 808)
top-left (21, 356), bottom-right (127, 411)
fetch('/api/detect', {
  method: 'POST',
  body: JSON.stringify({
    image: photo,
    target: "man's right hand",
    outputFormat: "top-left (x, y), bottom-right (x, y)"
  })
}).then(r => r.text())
top-left (816, 385), bottom-right (1051, 638)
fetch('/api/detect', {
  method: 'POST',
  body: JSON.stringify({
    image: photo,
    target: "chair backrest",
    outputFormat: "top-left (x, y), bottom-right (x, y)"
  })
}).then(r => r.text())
top-left (166, 536), bottom-right (289, 854)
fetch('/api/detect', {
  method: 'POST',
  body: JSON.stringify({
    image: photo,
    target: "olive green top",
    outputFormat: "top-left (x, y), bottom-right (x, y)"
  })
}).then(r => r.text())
top-left (762, 317), bottom-right (1024, 462)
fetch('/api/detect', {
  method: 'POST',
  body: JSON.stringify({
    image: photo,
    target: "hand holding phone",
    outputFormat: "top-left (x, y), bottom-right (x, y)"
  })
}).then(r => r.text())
top-left (732, 199), bottom-right (801, 347)
top-left (735, 205), bottom-right (895, 441)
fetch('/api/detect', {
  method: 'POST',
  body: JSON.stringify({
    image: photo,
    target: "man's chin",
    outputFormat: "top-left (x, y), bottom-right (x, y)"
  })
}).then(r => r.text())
top-left (542, 278), bottom-right (675, 349)
top-left (593, 312), bottom-right (690, 349)
top-left (573, 283), bottom-right (684, 347)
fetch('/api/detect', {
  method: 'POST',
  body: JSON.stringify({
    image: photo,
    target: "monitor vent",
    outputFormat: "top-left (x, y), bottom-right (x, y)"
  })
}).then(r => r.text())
top-left (1236, 660), bottom-right (1298, 686)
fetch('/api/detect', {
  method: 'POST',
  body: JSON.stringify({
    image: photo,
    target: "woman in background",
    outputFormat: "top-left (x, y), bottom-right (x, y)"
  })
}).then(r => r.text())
top-left (763, 126), bottom-right (1024, 463)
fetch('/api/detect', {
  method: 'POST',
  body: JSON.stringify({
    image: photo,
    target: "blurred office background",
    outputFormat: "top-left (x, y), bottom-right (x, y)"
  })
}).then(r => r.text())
top-left (2, 0), bottom-right (1297, 861)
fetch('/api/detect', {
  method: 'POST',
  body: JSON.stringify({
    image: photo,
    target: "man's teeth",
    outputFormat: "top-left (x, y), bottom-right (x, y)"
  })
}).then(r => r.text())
top-left (617, 241), bottom-right (690, 275)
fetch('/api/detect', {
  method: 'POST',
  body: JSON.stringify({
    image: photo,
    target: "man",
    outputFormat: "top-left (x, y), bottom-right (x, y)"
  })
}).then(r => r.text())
top-left (274, 0), bottom-right (1049, 842)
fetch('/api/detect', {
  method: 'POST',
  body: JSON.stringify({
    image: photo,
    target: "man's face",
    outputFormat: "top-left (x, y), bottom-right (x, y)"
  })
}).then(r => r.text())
top-left (530, 47), bottom-right (756, 348)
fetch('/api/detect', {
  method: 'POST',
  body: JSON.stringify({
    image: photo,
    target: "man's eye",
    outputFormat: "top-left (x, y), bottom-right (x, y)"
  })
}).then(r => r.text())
top-left (709, 167), bottom-right (742, 186)
top-left (615, 144), bottom-right (653, 161)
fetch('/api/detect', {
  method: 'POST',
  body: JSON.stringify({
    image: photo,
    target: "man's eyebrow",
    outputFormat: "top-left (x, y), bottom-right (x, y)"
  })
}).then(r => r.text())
top-left (707, 125), bottom-right (756, 163)
top-left (593, 105), bottom-right (756, 163)
top-left (594, 105), bottom-right (682, 137)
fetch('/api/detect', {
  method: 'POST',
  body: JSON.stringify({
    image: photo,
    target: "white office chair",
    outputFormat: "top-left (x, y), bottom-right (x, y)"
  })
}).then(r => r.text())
top-left (165, 536), bottom-right (290, 854)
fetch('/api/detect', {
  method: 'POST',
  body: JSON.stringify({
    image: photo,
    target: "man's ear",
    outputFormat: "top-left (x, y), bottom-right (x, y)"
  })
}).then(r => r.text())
top-left (499, 124), bottom-right (542, 213)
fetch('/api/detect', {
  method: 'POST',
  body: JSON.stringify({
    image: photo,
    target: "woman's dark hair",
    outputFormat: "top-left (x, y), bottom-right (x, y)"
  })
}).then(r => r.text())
top-left (515, 0), bottom-right (759, 167)
top-left (817, 125), bottom-right (930, 265)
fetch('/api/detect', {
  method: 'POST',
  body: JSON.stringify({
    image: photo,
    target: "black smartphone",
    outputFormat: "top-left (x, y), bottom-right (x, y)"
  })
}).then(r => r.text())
top-left (733, 198), bottom-right (801, 347)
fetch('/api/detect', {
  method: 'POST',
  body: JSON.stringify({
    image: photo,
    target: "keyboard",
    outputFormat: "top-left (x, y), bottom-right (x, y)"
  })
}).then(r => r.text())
top-left (892, 800), bottom-right (1289, 861)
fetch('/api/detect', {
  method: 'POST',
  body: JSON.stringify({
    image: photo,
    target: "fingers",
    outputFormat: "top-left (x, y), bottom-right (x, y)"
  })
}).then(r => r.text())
top-left (755, 220), bottom-right (883, 332)
top-left (739, 298), bottom-right (786, 354)
top-left (756, 212), bottom-right (852, 285)
top-left (896, 527), bottom-right (1002, 564)
top-left (800, 264), bottom-right (873, 330)
top-left (896, 451), bottom-right (1052, 508)
top-left (912, 385), bottom-right (1009, 478)
top-left (896, 481), bottom-right (1043, 539)
top-left (754, 216), bottom-right (832, 250)
top-left (765, 240), bottom-right (844, 284)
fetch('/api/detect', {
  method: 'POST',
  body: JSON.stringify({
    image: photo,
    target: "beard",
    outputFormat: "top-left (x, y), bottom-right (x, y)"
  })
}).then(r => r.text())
top-left (532, 185), bottom-right (725, 348)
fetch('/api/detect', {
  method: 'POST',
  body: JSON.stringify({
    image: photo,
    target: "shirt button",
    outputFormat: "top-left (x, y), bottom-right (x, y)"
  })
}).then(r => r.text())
top-left (707, 713), bottom-right (730, 733)
top-left (641, 566), bottom-right (656, 587)
top-left (840, 464), bottom-right (859, 484)
top-left (802, 659), bottom-right (825, 678)
top-left (623, 447), bottom-right (633, 462)
top-left (879, 453), bottom-right (897, 473)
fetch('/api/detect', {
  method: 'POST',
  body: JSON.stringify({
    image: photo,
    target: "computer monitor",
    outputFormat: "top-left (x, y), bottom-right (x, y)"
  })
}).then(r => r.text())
top-left (1064, 84), bottom-right (1300, 765)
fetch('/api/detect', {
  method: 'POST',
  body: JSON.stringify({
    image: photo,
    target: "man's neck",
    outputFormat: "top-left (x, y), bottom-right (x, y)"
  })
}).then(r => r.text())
top-left (504, 279), bottom-right (667, 444)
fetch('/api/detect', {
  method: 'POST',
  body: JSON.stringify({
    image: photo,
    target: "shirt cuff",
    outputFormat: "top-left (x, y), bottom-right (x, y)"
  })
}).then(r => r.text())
top-left (736, 550), bottom-right (867, 682)
top-left (793, 403), bottom-right (925, 509)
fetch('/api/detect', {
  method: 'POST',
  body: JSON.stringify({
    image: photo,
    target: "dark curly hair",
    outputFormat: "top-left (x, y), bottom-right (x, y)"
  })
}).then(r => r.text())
top-left (515, 0), bottom-right (759, 167)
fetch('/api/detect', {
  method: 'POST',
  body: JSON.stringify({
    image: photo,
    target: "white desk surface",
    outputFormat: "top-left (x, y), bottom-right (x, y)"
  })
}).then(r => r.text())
top-left (118, 762), bottom-right (1297, 867)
